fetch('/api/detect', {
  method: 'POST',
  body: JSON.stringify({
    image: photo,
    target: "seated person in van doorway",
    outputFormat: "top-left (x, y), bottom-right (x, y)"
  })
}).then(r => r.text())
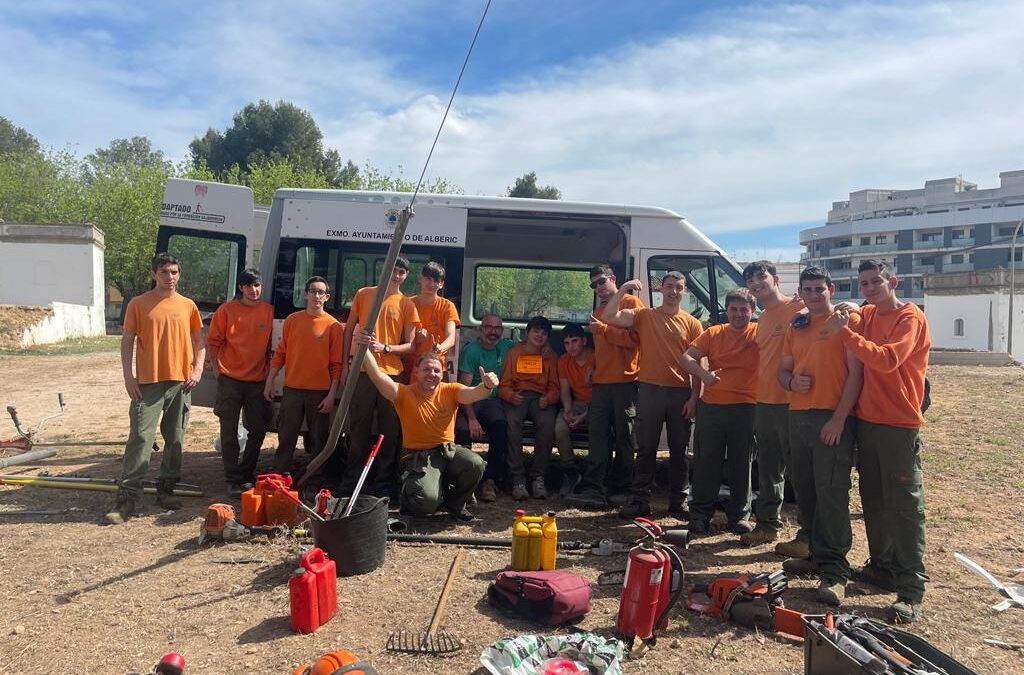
top-left (360, 351), bottom-right (493, 523)
top-left (499, 316), bottom-right (560, 501)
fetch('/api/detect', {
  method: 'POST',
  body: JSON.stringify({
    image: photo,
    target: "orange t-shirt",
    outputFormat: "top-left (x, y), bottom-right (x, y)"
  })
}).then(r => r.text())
top-left (393, 382), bottom-right (462, 450)
top-left (123, 291), bottom-right (202, 384)
top-left (692, 323), bottom-right (758, 404)
top-left (558, 350), bottom-right (596, 403)
top-left (350, 287), bottom-right (420, 375)
top-left (270, 311), bottom-right (343, 391)
top-left (592, 294), bottom-right (643, 384)
top-left (843, 303), bottom-right (930, 428)
top-left (632, 307), bottom-right (704, 387)
top-left (755, 297), bottom-right (805, 404)
top-left (783, 312), bottom-right (862, 411)
top-left (412, 295), bottom-right (460, 357)
top-left (207, 300), bottom-right (273, 382)
top-left (498, 344), bottom-right (559, 405)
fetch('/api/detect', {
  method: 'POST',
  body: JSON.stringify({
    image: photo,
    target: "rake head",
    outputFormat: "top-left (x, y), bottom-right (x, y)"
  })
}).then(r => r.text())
top-left (386, 629), bottom-right (463, 655)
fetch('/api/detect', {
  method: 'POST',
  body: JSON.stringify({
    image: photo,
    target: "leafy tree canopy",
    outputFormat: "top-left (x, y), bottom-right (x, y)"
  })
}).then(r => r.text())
top-left (507, 171), bottom-right (561, 200)
top-left (86, 136), bottom-right (171, 177)
top-left (0, 116), bottom-right (40, 154)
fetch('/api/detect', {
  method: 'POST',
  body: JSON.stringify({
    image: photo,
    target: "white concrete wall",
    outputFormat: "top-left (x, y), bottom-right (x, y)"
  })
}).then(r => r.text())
top-left (0, 240), bottom-right (101, 307)
top-left (20, 302), bottom-right (106, 347)
top-left (925, 291), bottom-right (1024, 362)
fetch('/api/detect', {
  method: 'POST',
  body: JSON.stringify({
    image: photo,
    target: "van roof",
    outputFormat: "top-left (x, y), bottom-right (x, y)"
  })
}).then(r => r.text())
top-left (272, 188), bottom-right (684, 220)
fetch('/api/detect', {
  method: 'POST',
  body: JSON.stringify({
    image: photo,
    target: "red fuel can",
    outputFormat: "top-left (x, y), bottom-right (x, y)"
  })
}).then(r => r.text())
top-left (301, 547), bottom-right (337, 626)
top-left (289, 566), bottom-right (319, 633)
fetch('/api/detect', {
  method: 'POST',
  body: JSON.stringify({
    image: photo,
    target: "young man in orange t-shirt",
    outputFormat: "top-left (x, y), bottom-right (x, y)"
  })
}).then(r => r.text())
top-left (825, 259), bottom-right (931, 624)
top-left (682, 288), bottom-right (758, 535)
top-left (554, 323), bottom-right (591, 497)
top-left (105, 253), bottom-right (204, 525)
top-left (407, 261), bottom-right (460, 382)
top-left (207, 268), bottom-right (273, 496)
top-left (499, 316), bottom-right (560, 500)
top-left (344, 257), bottom-right (420, 498)
top-left (361, 350), bottom-right (496, 523)
top-left (603, 271), bottom-right (703, 520)
top-left (265, 276), bottom-right (343, 475)
top-left (778, 267), bottom-right (863, 608)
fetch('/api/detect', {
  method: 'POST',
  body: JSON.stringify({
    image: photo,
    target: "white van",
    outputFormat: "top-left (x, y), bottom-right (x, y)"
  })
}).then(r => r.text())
top-left (157, 178), bottom-right (748, 409)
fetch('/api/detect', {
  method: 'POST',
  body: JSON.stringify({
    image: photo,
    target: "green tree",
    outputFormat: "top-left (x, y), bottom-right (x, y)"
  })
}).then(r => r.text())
top-left (0, 117), bottom-right (40, 154)
top-left (189, 100), bottom-right (355, 187)
top-left (86, 136), bottom-right (171, 177)
top-left (0, 149), bottom-right (87, 223)
top-left (475, 267), bottom-right (591, 320)
top-left (507, 171), bottom-right (561, 200)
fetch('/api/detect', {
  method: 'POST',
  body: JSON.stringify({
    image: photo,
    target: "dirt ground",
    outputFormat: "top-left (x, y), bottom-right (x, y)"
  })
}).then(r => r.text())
top-left (1, 349), bottom-right (1022, 675)
top-left (0, 306), bottom-right (52, 348)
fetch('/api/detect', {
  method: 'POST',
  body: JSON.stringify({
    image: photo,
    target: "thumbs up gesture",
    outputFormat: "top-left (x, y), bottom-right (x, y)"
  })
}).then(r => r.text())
top-left (479, 366), bottom-right (499, 391)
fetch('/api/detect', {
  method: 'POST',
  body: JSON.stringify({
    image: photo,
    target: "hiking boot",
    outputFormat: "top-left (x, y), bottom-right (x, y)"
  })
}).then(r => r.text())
top-left (104, 491), bottom-right (138, 525)
top-left (559, 471), bottom-right (581, 498)
top-left (512, 482), bottom-right (529, 500)
top-left (886, 598), bottom-right (920, 624)
top-left (531, 476), bottom-right (548, 500)
top-left (782, 557), bottom-right (820, 577)
top-left (730, 519), bottom-right (755, 535)
top-left (447, 506), bottom-right (478, 524)
top-left (688, 519), bottom-right (710, 535)
top-left (566, 491), bottom-right (608, 510)
top-left (477, 479), bottom-right (498, 503)
top-left (618, 500), bottom-right (651, 519)
top-left (740, 524), bottom-right (780, 547)
top-left (816, 580), bottom-right (846, 607)
top-left (608, 492), bottom-right (631, 507)
top-left (852, 559), bottom-right (896, 592)
top-left (775, 537), bottom-right (810, 559)
top-left (668, 501), bottom-right (690, 520)
top-left (155, 481), bottom-right (183, 511)
top-left (227, 482), bottom-right (243, 499)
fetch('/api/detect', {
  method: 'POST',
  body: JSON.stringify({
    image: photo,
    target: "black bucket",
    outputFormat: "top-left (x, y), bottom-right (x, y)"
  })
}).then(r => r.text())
top-left (312, 495), bottom-right (388, 577)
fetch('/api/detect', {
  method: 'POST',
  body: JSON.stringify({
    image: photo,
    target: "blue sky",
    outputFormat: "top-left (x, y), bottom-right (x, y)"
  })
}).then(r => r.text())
top-left (3, 0), bottom-right (1024, 261)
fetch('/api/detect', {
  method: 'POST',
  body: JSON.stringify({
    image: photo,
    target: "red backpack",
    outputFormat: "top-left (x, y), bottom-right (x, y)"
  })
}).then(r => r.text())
top-left (487, 570), bottom-right (593, 625)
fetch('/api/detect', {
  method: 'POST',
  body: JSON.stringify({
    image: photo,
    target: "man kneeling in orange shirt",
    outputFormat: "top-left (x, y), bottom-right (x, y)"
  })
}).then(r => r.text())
top-left (360, 349), bottom-right (495, 522)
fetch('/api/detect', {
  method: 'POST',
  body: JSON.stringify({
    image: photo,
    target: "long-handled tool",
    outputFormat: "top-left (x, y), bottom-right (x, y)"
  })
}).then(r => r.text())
top-left (0, 474), bottom-right (200, 491)
top-left (386, 548), bottom-right (464, 655)
top-left (0, 476), bottom-right (203, 497)
top-left (955, 552), bottom-right (1024, 611)
top-left (341, 434), bottom-right (383, 518)
top-left (267, 479), bottom-right (325, 522)
top-left (3, 396), bottom-right (126, 450)
top-left (386, 531), bottom-right (642, 555)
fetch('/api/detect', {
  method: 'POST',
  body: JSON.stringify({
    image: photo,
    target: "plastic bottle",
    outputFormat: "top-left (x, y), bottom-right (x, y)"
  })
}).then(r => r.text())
top-left (511, 509), bottom-right (530, 570)
top-left (527, 521), bottom-right (543, 571)
top-left (301, 547), bottom-right (337, 626)
top-left (540, 510), bottom-right (558, 570)
top-left (289, 566), bottom-right (319, 633)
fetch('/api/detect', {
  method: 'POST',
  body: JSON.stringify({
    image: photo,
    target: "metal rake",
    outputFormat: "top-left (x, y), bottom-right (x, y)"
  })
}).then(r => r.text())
top-left (386, 548), bottom-right (465, 655)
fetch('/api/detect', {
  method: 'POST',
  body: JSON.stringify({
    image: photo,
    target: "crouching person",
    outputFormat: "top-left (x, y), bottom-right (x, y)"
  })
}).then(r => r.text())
top-left (361, 349), bottom-right (493, 523)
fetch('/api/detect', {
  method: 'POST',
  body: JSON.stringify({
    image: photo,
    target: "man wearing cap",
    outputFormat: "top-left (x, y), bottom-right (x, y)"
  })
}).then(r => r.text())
top-left (499, 316), bottom-right (560, 500)
top-left (206, 268), bottom-right (274, 497)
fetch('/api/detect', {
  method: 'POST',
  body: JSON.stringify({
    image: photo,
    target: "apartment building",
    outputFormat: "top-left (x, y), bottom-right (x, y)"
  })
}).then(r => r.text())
top-left (799, 170), bottom-right (1024, 304)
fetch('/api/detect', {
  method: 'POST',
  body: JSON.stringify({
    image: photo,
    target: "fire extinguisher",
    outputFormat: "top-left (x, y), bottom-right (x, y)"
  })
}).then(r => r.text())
top-left (616, 517), bottom-right (686, 646)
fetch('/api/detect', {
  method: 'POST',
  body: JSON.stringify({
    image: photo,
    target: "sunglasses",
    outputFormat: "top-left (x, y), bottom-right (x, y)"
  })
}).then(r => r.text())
top-left (589, 277), bottom-right (610, 289)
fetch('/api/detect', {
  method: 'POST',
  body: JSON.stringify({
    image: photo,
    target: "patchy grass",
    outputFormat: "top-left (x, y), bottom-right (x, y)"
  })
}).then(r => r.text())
top-left (0, 335), bottom-right (120, 356)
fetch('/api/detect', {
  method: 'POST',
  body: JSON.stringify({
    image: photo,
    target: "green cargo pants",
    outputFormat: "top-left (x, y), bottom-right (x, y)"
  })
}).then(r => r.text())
top-left (399, 443), bottom-right (486, 515)
top-left (121, 381), bottom-right (190, 498)
top-left (857, 420), bottom-right (928, 603)
top-left (581, 381), bottom-right (637, 497)
top-left (690, 401), bottom-right (755, 526)
top-left (788, 409), bottom-right (854, 583)
top-left (753, 402), bottom-right (804, 535)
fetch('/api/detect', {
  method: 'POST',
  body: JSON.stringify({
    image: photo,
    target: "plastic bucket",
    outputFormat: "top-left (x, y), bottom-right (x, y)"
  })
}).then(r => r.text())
top-left (312, 495), bottom-right (388, 577)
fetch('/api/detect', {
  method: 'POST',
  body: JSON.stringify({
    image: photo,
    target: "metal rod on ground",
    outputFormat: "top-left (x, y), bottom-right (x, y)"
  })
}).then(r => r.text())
top-left (342, 433), bottom-right (383, 517)
top-left (0, 475), bottom-right (200, 490)
top-left (0, 448), bottom-right (57, 469)
top-left (0, 477), bottom-right (203, 497)
top-left (299, 208), bottom-right (414, 486)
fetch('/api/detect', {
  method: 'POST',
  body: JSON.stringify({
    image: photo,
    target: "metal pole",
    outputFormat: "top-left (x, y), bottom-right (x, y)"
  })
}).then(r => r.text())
top-left (298, 207), bottom-right (414, 485)
top-left (1009, 218), bottom-right (1023, 356)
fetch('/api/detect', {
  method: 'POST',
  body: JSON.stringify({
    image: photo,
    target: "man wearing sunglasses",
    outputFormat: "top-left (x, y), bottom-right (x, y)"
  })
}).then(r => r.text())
top-left (567, 265), bottom-right (644, 509)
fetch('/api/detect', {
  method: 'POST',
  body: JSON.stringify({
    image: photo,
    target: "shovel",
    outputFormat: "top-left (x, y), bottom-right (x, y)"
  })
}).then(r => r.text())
top-left (386, 549), bottom-right (465, 655)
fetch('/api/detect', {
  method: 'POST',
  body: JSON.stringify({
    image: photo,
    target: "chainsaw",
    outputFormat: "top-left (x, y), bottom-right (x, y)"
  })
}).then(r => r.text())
top-left (685, 569), bottom-right (804, 638)
top-left (196, 503), bottom-right (292, 544)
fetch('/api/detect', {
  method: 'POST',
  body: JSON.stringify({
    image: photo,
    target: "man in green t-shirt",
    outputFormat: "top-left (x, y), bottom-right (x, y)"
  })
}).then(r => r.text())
top-left (455, 313), bottom-right (513, 502)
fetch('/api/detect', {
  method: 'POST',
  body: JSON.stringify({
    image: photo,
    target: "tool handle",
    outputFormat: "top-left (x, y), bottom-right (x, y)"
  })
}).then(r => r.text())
top-left (7, 406), bottom-right (23, 432)
top-left (342, 434), bottom-right (384, 518)
top-left (427, 548), bottom-right (464, 635)
top-left (268, 479), bottom-right (325, 522)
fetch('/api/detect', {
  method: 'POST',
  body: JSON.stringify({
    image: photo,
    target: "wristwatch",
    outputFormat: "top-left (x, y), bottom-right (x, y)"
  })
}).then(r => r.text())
top-left (382, 344), bottom-right (391, 354)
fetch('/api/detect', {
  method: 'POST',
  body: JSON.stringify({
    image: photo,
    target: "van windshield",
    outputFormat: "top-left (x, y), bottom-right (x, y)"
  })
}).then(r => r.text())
top-left (474, 265), bottom-right (593, 323)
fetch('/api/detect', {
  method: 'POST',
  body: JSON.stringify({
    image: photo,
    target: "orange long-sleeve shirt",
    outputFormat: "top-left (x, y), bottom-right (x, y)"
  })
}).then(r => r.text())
top-left (207, 300), bottom-right (273, 382)
top-left (270, 311), bottom-right (343, 390)
top-left (499, 343), bottom-right (559, 405)
top-left (591, 293), bottom-right (643, 384)
top-left (840, 303), bottom-right (930, 428)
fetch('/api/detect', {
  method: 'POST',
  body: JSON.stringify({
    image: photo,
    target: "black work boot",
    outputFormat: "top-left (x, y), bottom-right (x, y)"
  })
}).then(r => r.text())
top-left (104, 490), bottom-right (138, 525)
top-left (155, 480), bottom-right (183, 511)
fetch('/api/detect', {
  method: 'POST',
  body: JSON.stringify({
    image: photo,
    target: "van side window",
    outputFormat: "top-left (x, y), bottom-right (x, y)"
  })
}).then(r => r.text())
top-left (167, 233), bottom-right (240, 309)
top-left (647, 256), bottom-right (713, 321)
top-left (712, 256), bottom-right (747, 319)
top-left (474, 265), bottom-right (593, 323)
top-left (292, 246), bottom-right (339, 309)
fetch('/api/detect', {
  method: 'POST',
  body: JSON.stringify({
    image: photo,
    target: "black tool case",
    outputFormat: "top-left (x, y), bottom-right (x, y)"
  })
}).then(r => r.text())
top-left (803, 614), bottom-right (979, 675)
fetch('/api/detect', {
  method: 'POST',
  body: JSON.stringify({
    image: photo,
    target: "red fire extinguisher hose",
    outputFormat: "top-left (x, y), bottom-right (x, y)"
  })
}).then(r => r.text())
top-left (652, 543), bottom-right (686, 642)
